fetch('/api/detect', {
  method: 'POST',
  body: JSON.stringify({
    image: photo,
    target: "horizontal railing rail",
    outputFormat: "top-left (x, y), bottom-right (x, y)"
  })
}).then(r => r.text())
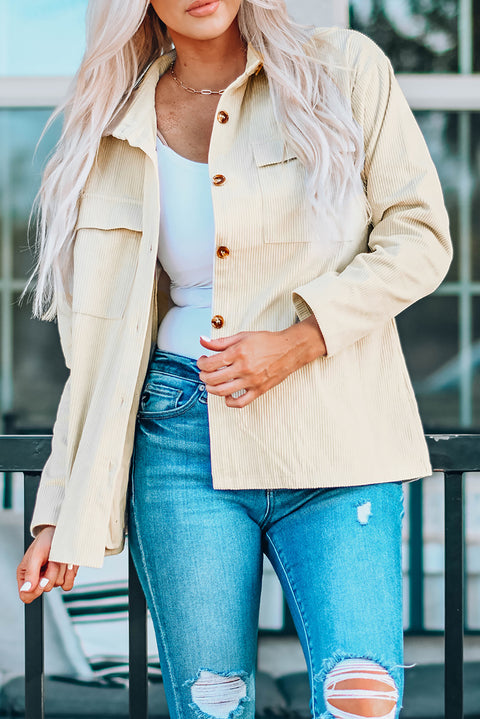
top-left (1, 432), bottom-right (478, 719)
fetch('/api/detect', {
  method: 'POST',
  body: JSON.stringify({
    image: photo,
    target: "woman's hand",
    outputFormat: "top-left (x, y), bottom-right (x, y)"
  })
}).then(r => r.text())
top-left (197, 315), bottom-right (327, 408)
top-left (17, 526), bottom-right (79, 604)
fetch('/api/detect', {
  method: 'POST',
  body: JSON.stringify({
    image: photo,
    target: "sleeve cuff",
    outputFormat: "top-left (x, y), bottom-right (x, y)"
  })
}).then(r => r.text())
top-left (30, 479), bottom-right (65, 538)
top-left (292, 271), bottom-right (357, 357)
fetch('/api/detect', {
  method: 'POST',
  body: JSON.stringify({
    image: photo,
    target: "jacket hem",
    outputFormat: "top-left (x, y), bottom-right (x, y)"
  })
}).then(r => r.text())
top-left (210, 463), bottom-right (434, 490)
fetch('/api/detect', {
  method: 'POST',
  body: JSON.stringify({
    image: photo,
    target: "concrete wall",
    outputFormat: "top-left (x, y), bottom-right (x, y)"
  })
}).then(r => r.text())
top-left (284, 0), bottom-right (348, 27)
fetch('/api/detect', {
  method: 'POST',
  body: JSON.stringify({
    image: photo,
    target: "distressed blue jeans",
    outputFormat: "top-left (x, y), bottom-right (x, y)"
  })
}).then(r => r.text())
top-left (128, 349), bottom-right (406, 719)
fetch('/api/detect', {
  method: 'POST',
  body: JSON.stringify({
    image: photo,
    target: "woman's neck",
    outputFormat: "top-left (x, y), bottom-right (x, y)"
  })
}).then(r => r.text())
top-left (169, 21), bottom-right (247, 92)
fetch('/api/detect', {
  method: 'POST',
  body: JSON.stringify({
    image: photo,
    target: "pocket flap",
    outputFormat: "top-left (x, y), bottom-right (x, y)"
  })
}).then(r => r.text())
top-left (252, 139), bottom-right (297, 167)
top-left (76, 192), bottom-right (143, 232)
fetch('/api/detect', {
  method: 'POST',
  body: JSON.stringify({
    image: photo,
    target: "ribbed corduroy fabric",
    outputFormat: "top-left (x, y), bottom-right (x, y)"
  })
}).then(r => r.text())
top-left (30, 28), bottom-right (452, 568)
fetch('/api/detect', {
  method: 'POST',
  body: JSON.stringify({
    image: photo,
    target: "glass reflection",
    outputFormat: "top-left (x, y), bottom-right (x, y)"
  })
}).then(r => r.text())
top-left (470, 297), bottom-right (480, 429)
top-left (0, 110), bottom-right (60, 277)
top-left (12, 294), bottom-right (68, 431)
top-left (414, 111), bottom-right (459, 283)
top-left (349, 0), bottom-right (459, 72)
top-left (398, 296), bottom-right (459, 432)
top-left (0, 109), bottom-right (65, 432)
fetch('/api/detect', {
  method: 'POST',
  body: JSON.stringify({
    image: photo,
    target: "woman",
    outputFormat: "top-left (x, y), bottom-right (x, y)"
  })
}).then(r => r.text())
top-left (17, 1), bottom-right (452, 717)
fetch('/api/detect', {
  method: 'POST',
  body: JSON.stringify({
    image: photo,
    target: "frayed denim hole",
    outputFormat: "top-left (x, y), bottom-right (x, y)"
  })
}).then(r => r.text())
top-left (183, 669), bottom-right (251, 719)
top-left (314, 651), bottom-right (404, 719)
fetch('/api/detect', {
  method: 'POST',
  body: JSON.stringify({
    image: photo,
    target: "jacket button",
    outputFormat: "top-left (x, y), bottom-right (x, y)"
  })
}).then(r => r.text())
top-left (216, 246), bottom-right (230, 259)
top-left (212, 174), bottom-right (226, 186)
top-left (211, 315), bottom-right (224, 329)
top-left (217, 110), bottom-right (229, 124)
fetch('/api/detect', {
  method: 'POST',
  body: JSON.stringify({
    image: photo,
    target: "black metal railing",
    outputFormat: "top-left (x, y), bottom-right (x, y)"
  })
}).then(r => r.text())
top-left (1, 433), bottom-right (478, 719)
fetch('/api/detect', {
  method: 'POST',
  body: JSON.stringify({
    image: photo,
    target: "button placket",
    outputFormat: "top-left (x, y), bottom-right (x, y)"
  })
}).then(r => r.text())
top-left (209, 95), bottom-right (235, 338)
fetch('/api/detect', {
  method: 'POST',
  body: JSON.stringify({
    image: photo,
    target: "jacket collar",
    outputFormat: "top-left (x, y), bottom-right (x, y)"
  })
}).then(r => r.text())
top-left (105, 43), bottom-right (264, 160)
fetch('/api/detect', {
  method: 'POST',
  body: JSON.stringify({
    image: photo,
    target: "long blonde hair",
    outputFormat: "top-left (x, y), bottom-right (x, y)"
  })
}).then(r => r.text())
top-left (28, 0), bottom-right (364, 320)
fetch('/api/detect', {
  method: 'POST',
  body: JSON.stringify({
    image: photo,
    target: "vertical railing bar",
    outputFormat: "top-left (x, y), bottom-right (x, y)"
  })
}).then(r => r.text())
top-left (409, 479), bottom-right (424, 632)
top-left (3, 470), bottom-right (12, 508)
top-left (23, 472), bottom-right (44, 719)
top-left (444, 471), bottom-right (464, 719)
top-left (128, 549), bottom-right (148, 719)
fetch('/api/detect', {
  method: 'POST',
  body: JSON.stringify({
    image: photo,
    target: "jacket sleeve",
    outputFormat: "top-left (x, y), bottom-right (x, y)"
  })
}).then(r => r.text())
top-left (292, 32), bottom-right (453, 357)
top-left (30, 286), bottom-right (72, 538)
top-left (30, 373), bottom-right (71, 537)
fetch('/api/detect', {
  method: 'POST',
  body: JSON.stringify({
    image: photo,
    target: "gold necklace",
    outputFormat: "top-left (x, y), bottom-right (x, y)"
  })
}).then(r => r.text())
top-left (170, 62), bottom-right (226, 95)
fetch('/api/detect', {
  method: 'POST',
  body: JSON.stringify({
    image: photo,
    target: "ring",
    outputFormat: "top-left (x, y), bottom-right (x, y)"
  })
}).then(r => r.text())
top-left (231, 389), bottom-right (247, 398)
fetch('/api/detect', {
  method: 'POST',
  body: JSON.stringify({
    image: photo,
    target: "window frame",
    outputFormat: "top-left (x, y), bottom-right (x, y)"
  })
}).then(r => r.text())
top-left (1, 1), bottom-right (479, 431)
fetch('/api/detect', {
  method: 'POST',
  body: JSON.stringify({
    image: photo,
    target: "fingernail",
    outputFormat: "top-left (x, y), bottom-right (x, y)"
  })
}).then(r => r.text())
top-left (39, 578), bottom-right (49, 588)
top-left (200, 335), bottom-right (210, 342)
top-left (20, 581), bottom-right (32, 592)
top-left (67, 564), bottom-right (73, 570)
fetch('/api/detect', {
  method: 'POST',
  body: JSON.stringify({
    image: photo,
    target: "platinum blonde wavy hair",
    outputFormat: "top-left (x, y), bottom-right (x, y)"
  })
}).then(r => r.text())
top-left (28, 0), bottom-right (365, 320)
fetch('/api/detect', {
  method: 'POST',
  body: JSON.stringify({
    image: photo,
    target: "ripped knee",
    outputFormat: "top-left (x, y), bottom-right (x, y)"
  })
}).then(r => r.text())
top-left (324, 658), bottom-right (399, 719)
top-left (184, 669), bottom-right (250, 719)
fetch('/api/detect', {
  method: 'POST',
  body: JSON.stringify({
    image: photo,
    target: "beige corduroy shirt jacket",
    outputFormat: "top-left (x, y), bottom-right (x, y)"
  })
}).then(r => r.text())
top-left (31, 27), bottom-right (452, 568)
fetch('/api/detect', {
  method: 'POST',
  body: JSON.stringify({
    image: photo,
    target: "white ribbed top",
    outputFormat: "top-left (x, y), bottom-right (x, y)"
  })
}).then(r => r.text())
top-left (155, 137), bottom-right (215, 359)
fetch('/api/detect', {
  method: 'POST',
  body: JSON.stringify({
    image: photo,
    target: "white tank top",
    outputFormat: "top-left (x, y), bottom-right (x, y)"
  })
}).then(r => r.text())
top-left (155, 136), bottom-right (215, 359)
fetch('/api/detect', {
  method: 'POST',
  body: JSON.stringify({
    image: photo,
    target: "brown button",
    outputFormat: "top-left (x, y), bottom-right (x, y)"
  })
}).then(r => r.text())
top-left (211, 315), bottom-right (224, 329)
top-left (217, 110), bottom-right (229, 124)
top-left (216, 246), bottom-right (230, 259)
top-left (212, 174), bottom-right (226, 186)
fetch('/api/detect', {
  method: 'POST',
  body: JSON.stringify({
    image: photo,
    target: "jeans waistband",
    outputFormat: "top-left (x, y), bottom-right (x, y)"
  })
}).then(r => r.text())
top-left (148, 347), bottom-right (202, 383)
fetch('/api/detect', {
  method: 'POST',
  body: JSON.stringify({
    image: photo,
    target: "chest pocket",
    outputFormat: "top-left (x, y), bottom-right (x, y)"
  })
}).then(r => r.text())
top-left (72, 194), bottom-right (143, 319)
top-left (253, 138), bottom-right (312, 244)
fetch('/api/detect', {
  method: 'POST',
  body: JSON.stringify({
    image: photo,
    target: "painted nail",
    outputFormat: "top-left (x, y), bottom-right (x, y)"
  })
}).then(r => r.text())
top-left (200, 335), bottom-right (211, 342)
top-left (67, 564), bottom-right (73, 570)
top-left (39, 578), bottom-right (49, 588)
top-left (20, 581), bottom-right (32, 592)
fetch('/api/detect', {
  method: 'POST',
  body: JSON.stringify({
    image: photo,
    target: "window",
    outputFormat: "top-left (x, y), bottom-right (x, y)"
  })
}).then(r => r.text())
top-left (3, 1), bottom-right (479, 432)
top-left (0, 1), bottom-right (87, 432)
top-left (0, 109), bottom-right (67, 431)
top-left (350, 0), bottom-right (480, 431)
